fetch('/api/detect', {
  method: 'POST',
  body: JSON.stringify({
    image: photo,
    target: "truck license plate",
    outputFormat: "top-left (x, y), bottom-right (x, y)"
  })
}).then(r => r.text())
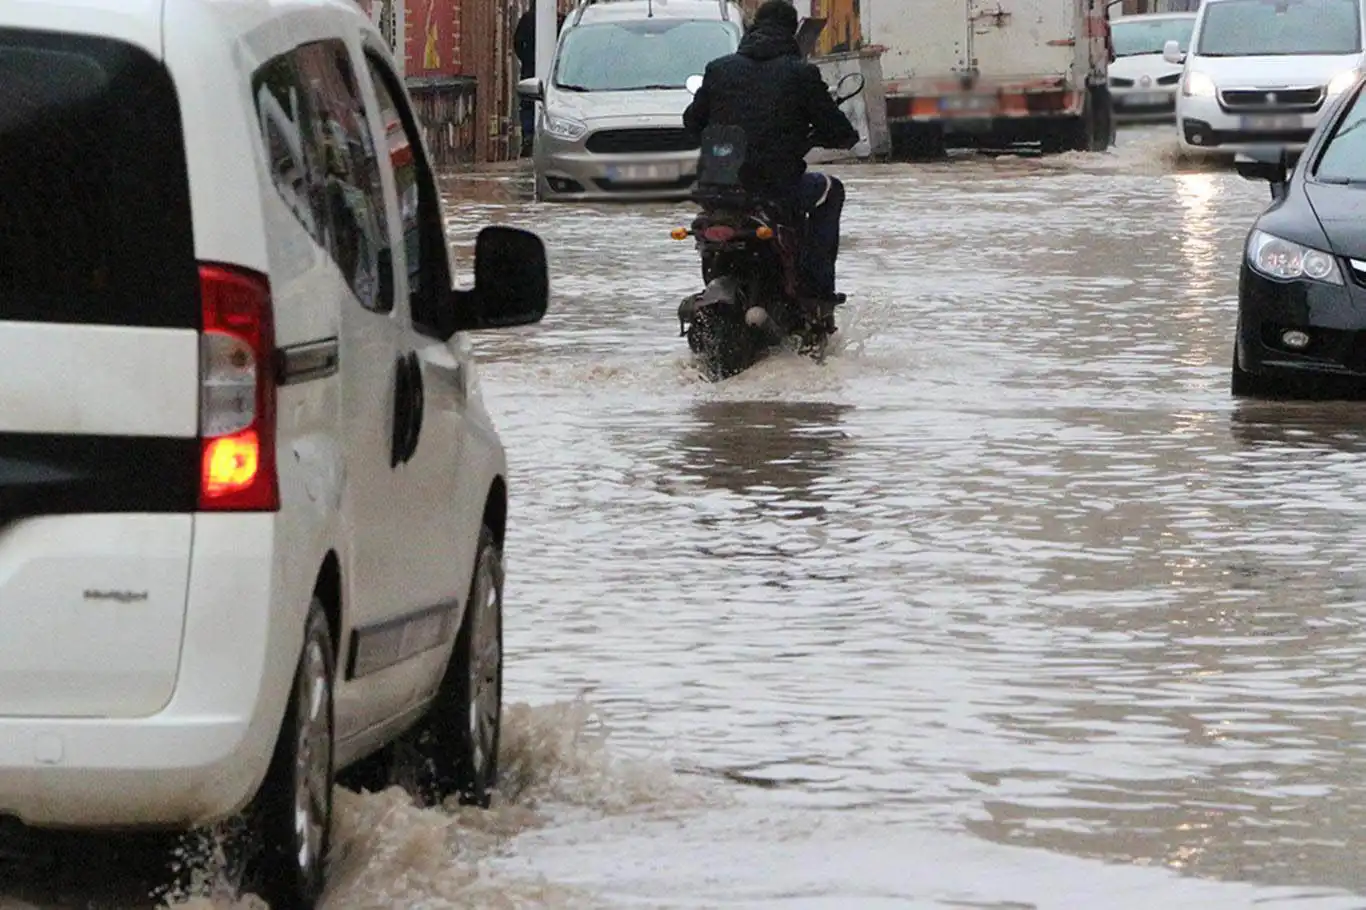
top-left (605, 162), bottom-right (680, 183)
top-left (940, 93), bottom-right (996, 114)
top-left (1240, 113), bottom-right (1304, 131)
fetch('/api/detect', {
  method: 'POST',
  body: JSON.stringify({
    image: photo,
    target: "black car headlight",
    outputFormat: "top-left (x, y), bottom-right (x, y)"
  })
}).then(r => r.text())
top-left (1247, 230), bottom-right (1343, 285)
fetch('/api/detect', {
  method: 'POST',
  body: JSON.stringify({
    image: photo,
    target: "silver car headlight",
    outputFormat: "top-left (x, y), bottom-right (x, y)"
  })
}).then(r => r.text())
top-left (1247, 229), bottom-right (1343, 284)
top-left (1328, 69), bottom-right (1360, 95)
top-left (543, 113), bottom-right (587, 141)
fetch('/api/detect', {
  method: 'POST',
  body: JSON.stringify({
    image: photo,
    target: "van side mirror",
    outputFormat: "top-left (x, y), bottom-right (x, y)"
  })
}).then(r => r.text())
top-left (448, 226), bottom-right (549, 333)
top-left (1162, 39), bottom-right (1185, 65)
top-left (1234, 147), bottom-right (1290, 200)
top-left (517, 77), bottom-right (544, 102)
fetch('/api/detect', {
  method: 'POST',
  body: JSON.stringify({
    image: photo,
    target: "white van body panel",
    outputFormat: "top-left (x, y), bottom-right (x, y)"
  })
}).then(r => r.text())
top-left (0, 0), bottom-right (519, 836)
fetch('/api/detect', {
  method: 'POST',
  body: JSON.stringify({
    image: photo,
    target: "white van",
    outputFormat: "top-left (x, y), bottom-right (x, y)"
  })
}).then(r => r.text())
top-left (1168, 0), bottom-right (1366, 157)
top-left (0, 0), bottom-right (548, 907)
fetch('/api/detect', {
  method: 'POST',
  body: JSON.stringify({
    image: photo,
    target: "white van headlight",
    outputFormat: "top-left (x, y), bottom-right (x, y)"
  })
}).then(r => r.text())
top-left (544, 114), bottom-right (587, 141)
top-left (1247, 230), bottom-right (1343, 284)
top-left (1327, 70), bottom-right (1360, 95)
top-left (1183, 71), bottom-right (1216, 97)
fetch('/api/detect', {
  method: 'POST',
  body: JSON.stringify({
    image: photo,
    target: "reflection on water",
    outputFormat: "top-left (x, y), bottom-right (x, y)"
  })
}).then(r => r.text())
top-left (1176, 171), bottom-right (1225, 301)
top-left (670, 400), bottom-right (852, 511)
top-left (1230, 401), bottom-right (1366, 451)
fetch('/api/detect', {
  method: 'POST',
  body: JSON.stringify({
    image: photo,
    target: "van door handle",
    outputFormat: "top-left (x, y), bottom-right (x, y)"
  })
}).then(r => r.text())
top-left (403, 351), bottom-right (424, 463)
top-left (390, 354), bottom-right (411, 469)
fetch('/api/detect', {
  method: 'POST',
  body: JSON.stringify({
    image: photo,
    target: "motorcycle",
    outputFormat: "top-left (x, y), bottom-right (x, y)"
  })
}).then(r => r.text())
top-left (672, 70), bottom-right (866, 381)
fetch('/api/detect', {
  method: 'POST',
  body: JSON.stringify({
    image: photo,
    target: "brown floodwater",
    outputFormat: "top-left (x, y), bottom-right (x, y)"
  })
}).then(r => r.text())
top-left (8, 126), bottom-right (1366, 910)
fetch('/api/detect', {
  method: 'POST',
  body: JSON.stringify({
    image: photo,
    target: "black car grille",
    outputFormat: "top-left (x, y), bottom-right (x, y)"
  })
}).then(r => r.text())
top-left (1220, 87), bottom-right (1323, 111)
top-left (592, 174), bottom-right (697, 192)
top-left (1156, 73), bottom-right (1181, 86)
top-left (1118, 100), bottom-right (1177, 115)
top-left (1110, 76), bottom-right (1134, 87)
top-left (585, 127), bottom-right (698, 154)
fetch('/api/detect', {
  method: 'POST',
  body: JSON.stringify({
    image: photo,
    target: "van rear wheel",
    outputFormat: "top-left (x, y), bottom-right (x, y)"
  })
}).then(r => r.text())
top-left (247, 598), bottom-right (335, 910)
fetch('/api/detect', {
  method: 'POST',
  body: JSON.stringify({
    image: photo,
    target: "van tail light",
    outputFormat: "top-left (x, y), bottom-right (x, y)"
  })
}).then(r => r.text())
top-left (197, 263), bottom-right (280, 512)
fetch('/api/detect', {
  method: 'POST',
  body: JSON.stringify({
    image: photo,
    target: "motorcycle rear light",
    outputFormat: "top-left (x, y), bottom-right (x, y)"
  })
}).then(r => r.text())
top-left (198, 263), bottom-right (280, 512)
top-left (703, 225), bottom-right (737, 242)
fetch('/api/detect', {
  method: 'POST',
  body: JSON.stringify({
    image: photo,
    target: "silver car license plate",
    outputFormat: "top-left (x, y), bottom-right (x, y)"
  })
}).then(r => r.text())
top-left (605, 162), bottom-right (680, 183)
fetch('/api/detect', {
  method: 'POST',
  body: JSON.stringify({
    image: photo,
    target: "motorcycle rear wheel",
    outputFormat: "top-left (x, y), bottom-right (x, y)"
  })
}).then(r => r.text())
top-left (689, 310), bottom-right (757, 381)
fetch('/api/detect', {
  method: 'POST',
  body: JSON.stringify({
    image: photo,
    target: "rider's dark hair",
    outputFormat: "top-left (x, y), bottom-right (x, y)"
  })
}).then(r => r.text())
top-left (753, 0), bottom-right (799, 32)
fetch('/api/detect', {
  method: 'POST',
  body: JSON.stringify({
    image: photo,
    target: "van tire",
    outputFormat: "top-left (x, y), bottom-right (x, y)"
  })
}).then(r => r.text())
top-left (248, 599), bottom-right (336, 910)
top-left (405, 526), bottom-right (504, 809)
top-left (891, 122), bottom-right (947, 161)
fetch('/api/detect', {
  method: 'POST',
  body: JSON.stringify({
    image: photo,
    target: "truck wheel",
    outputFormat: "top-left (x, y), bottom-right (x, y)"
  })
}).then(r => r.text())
top-left (1089, 85), bottom-right (1114, 151)
top-left (249, 598), bottom-right (336, 910)
top-left (1044, 89), bottom-right (1102, 154)
top-left (891, 122), bottom-right (946, 161)
top-left (403, 526), bottom-right (504, 809)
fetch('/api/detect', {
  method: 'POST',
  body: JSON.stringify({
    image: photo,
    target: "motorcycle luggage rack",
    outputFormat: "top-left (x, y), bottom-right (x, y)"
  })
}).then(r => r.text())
top-left (696, 124), bottom-right (745, 187)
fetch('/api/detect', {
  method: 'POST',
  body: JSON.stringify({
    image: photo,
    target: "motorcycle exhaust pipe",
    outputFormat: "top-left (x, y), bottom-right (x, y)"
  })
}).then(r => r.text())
top-left (745, 305), bottom-right (785, 345)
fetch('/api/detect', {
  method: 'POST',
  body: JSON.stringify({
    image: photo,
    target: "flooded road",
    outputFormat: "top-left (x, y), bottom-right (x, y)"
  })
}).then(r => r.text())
top-left (11, 126), bottom-right (1366, 909)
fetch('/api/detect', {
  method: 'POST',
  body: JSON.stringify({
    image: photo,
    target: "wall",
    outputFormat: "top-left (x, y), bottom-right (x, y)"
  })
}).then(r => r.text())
top-left (405, 0), bottom-right (463, 79)
top-left (806, 48), bottom-right (891, 162)
top-left (354, 0), bottom-right (405, 68)
top-left (810, 0), bottom-right (862, 54)
top-left (1112, 0), bottom-right (1200, 14)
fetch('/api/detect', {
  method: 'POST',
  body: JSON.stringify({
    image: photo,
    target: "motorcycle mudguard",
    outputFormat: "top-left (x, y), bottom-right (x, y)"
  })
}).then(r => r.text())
top-left (697, 275), bottom-right (740, 308)
top-left (677, 275), bottom-right (740, 335)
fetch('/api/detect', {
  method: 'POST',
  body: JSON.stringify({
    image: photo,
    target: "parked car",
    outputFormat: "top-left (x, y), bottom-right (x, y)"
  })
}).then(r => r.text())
top-left (0, 0), bottom-right (548, 907)
top-left (1167, 0), bottom-right (1366, 160)
top-left (1231, 72), bottom-right (1366, 398)
top-left (1108, 12), bottom-right (1196, 123)
top-left (518, 0), bottom-right (744, 202)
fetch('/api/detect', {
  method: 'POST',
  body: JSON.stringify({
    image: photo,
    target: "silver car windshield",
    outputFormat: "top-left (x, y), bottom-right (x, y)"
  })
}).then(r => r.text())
top-left (553, 19), bottom-right (740, 92)
top-left (1196, 0), bottom-right (1362, 56)
top-left (1111, 17), bottom-right (1195, 56)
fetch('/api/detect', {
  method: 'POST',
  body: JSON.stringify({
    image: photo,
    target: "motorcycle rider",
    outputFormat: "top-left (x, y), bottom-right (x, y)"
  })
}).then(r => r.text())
top-left (682, 0), bottom-right (859, 303)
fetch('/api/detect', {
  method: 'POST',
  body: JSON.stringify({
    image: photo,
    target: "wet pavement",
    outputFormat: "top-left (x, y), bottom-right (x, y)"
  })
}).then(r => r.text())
top-left (10, 125), bottom-right (1366, 909)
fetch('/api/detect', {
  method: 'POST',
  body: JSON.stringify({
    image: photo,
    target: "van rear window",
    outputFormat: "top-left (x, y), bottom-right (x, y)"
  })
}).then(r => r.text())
top-left (0, 28), bottom-right (197, 328)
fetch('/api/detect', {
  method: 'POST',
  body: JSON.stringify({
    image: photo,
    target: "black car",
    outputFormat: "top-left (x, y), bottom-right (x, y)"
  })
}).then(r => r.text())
top-left (1233, 75), bottom-right (1366, 398)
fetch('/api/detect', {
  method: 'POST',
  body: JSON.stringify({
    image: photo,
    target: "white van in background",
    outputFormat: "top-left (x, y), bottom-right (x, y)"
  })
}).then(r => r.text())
top-left (1168, 0), bottom-right (1366, 157)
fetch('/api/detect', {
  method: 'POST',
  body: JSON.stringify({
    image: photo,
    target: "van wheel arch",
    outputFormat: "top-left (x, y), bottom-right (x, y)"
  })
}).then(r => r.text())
top-left (314, 551), bottom-right (343, 663)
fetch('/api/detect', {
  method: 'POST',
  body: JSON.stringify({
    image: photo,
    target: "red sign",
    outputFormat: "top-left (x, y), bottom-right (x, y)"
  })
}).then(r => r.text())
top-left (406, 0), bottom-right (463, 79)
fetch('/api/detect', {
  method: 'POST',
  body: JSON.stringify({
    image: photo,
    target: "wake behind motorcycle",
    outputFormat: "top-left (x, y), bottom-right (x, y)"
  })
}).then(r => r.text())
top-left (672, 70), bottom-right (866, 381)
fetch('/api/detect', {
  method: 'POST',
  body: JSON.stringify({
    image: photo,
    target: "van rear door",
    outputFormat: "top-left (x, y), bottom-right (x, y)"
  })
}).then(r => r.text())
top-left (0, 8), bottom-right (200, 718)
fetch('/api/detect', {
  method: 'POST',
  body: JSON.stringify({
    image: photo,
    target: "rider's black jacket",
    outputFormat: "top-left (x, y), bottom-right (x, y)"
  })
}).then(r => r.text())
top-left (682, 25), bottom-right (859, 199)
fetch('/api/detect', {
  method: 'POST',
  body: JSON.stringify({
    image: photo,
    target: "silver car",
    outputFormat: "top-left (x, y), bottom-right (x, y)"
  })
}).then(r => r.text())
top-left (518, 0), bottom-right (744, 202)
top-left (1108, 12), bottom-right (1197, 123)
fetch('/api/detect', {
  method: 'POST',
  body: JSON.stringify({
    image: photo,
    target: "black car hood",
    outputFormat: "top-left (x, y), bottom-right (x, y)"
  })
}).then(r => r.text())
top-left (1305, 182), bottom-right (1366, 259)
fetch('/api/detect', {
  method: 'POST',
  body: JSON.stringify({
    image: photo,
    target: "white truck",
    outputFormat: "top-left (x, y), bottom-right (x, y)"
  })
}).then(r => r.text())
top-left (849, 0), bottom-right (1116, 157)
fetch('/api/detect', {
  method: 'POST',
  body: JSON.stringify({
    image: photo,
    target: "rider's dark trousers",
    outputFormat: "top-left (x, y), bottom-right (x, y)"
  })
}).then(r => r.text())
top-left (796, 171), bottom-right (845, 298)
